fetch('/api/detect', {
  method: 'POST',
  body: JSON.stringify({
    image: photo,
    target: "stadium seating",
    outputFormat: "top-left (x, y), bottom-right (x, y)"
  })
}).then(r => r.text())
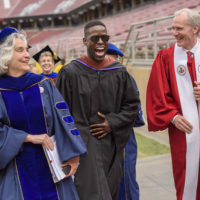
top-left (0, 0), bottom-right (16, 18)
top-left (28, 28), bottom-right (69, 44)
top-left (30, 0), bottom-right (199, 43)
top-left (0, 0), bottom-right (91, 18)
top-left (11, 0), bottom-right (199, 59)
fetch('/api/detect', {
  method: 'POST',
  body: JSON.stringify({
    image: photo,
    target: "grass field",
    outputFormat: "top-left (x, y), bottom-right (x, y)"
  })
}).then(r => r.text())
top-left (135, 132), bottom-right (170, 158)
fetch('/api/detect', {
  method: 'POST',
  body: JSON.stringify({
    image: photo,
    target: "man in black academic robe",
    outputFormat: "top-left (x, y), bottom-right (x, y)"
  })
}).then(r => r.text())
top-left (56, 20), bottom-right (140, 200)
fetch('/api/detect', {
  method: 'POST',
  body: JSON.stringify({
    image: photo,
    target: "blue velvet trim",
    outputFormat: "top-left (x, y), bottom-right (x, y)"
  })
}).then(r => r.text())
top-left (70, 129), bottom-right (80, 136)
top-left (1, 85), bottom-right (58, 200)
top-left (55, 102), bottom-right (69, 110)
top-left (0, 27), bottom-right (18, 42)
top-left (63, 115), bottom-right (74, 123)
top-left (41, 72), bottom-right (57, 79)
top-left (1, 91), bottom-right (29, 130)
top-left (23, 85), bottom-right (47, 134)
top-left (0, 72), bottom-right (43, 91)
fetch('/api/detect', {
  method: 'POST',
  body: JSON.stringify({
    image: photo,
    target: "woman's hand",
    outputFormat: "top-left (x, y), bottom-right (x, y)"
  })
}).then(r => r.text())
top-left (24, 134), bottom-right (54, 150)
top-left (61, 156), bottom-right (80, 178)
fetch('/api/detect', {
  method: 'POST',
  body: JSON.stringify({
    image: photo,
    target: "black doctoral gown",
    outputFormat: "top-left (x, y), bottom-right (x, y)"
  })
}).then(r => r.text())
top-left (56, 59), bottom-right (139, 200)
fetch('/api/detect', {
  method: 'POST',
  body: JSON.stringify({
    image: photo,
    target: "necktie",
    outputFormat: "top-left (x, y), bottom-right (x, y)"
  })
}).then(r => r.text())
top-left (187, 51), bottom-right (196, 87)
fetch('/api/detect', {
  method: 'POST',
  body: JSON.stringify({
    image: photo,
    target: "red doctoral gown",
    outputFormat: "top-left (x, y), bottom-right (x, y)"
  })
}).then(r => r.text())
top-left (146, 45), bottom-right (200, 200)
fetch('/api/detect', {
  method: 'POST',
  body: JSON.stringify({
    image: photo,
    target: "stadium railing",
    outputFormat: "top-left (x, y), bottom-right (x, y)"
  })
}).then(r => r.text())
top-left (122, 14), bottom-right (175, 67)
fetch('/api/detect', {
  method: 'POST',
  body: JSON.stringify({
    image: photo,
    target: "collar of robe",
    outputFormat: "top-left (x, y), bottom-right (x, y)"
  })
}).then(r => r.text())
top-left (79, 55), bottom-right (116, 69)
top-left (78, 55), bottom-right (124, 71)
top-left (0, 72), bottom-right (44, 91)
top-left (41, 72), bottom-right (57, 78)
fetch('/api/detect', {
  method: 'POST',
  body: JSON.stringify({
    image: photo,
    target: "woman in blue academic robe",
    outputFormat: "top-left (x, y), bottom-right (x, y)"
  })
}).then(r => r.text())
top-left (0, 27), bottom-right (87, 200)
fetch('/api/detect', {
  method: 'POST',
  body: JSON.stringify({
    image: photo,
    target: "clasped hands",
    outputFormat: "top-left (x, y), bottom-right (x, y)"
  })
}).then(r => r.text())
top-left (194, 81), bottom-right (200, 101)
top-left (174, 81), bottom-right (200, 133)
top-left (24, 134), bottom-right (80, 178)
top-left (173, 115), bottom-right (193, 134)
top-left (172, 81), bottom-right (200, 134)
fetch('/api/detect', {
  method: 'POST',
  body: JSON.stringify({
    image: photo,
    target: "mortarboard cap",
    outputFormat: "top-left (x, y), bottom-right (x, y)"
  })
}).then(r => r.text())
top-left (107, 43), bottom-right (124, 57)
top-left (0, 27), bottom-right (18, 43)
top-left (33, 45), bottom-right (61, 64)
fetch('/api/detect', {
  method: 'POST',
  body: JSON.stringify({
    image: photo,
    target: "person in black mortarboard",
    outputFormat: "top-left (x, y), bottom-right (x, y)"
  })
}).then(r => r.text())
top-left (107, 43), bottom-right (144, 200)
top-left (33, 45), bottom-right (61, 84)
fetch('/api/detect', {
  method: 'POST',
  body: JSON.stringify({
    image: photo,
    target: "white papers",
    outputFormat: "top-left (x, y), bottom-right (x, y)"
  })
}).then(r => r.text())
top-left (44, 135), bottom-right (66, 183)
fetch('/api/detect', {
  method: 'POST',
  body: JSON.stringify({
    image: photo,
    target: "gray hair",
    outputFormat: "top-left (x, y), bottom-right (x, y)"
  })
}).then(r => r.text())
top-left (0, 31), bottom-right (27, 75)
top-left (174, 8), bottom-right (200, 34)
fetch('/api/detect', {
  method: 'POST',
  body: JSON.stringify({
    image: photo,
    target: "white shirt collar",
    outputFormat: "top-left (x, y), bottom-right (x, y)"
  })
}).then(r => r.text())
top-left (182, 40), bottom-right (200, 54)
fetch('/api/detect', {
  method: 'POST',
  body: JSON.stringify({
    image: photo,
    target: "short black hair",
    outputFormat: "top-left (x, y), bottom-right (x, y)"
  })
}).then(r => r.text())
top-left (84, 20), bottom-right (107, 37)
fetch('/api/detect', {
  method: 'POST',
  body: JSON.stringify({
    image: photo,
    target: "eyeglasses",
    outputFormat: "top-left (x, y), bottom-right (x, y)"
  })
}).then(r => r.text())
top-left (89, 35), bottom-right (110, 43)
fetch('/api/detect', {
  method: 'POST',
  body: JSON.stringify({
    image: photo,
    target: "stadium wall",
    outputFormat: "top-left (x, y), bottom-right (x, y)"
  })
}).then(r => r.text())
top-left (127, 66), bottom-right (151, 121)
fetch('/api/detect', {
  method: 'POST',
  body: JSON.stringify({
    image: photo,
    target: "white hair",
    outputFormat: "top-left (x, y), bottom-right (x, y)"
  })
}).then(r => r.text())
top-left (0, 31), bottom-right (28, 76)
top-left (174, 8), bottom-right (200, 34)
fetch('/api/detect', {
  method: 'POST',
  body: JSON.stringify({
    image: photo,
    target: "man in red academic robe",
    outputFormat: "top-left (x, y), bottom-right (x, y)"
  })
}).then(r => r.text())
top-left (146, 8), bottom-right (200, 200)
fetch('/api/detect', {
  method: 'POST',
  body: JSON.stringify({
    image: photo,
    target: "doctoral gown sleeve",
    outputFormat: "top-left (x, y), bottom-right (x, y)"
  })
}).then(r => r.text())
top-left (105, 70), bottom-right (140, 148)
top-left (131, 75), bottom-right (145, 127)
top-left (55, 67), bottom-right (70, 105)
top-left (42, 79), bottom-right (87, 162)
top-left (0, 99), bottom-right (27, 169)
top-left (146, 49), bottom-right (180, 131)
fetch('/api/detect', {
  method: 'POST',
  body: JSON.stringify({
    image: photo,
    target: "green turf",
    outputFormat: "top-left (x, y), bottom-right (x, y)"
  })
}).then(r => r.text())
top-left (135, 132), bottom-right (170, 158)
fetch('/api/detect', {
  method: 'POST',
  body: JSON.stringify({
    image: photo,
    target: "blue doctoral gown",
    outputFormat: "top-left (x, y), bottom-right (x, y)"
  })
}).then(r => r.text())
top-left (118, 77), bottom-right (145, 200)
top-left (41, 72), bottom-right (58, 84)
top-left (0, 72), bottom-right (87, 200)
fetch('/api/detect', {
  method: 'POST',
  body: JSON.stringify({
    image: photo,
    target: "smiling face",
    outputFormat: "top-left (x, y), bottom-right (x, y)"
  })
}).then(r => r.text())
top-left (7, 38), bottom-right (30, 77)
top-left (172, 11), bottom-right (198, 50)
top-left (39, 55), bottom-right (54, 74)
top-left (83, 25), bottom-right (109, 62)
